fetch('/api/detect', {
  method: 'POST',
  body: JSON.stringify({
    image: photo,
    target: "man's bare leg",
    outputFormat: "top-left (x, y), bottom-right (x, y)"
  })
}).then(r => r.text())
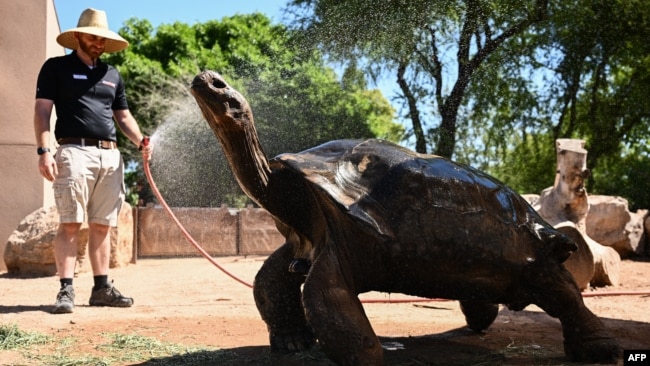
top-left (87, 222), bottom-right (133, 307)
top-left (52, 223), bottom-right (81, 314)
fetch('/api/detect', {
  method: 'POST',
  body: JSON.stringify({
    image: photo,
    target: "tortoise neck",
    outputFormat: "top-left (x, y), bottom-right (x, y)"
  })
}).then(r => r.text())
top-left (213, 116), bottom-right (271, 206)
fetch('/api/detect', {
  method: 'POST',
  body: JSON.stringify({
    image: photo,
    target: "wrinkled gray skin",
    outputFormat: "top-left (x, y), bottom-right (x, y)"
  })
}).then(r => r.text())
top-left (190, 70), bottom-right (620, 366)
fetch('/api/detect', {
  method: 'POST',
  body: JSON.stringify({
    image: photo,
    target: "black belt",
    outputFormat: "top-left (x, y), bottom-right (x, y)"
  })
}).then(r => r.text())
top-left (57, 137), bottom-right (117, 149)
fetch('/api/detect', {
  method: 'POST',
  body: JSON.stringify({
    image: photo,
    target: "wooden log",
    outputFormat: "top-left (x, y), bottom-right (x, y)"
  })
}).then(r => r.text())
top-left (584, 234), bottom-right (621, 287)
top-left (533, 139), bottom-right (620, 288)
top-left (555, 222), bottom-right (594, 291)
top-left (534, 139), bottom-right (590, 228)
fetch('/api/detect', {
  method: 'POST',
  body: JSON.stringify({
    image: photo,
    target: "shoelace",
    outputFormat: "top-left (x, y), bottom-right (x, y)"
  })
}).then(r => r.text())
top-left (108, 286), bottom-right (123, 297)
top-left (57, 288), bottom-right (73, 300)
top-left (101, 284), bottom-right (128, 300)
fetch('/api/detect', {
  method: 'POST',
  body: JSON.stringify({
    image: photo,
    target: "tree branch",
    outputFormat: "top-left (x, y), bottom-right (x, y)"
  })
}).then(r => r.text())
top-left (397, 61), bottom-right (427, 153)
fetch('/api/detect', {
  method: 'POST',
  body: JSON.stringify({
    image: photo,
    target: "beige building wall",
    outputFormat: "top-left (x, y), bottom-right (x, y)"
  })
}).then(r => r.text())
top-left (0, 0), bottom-right (62, 271)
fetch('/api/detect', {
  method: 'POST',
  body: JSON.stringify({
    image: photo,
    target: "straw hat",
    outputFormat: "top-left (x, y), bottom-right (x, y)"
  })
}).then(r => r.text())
top-left (56, 8), bottom-right (129, 53)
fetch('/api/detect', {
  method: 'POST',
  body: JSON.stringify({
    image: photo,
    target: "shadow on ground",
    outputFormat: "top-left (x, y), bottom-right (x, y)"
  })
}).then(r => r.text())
top-left (0, 304), bottom-right (51, 314)
top-left (130, 326), bottom-right (558, 366)
top-left (130, 310), bottom-right (649, 366)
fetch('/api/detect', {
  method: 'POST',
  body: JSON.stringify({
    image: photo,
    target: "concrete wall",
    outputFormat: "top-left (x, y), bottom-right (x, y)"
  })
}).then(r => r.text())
top-left (0, 0), bottom-right (61, 271)
top-left (136, 206), bottom-right (284, 257)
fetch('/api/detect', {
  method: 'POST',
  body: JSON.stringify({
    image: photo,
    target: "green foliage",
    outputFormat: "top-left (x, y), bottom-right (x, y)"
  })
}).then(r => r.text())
top-left (549, 0), bottom-right (650, 168)
top-left (486, 134), bottom-right (557, 196)
top-left (288, 0), bottom-right (441, 60)
top-left (589, 144), bottom-right (650, 211)
top-left (248, 64), bottom-right (390, 156)
top-left (125, 173), bottom-right (139, 206)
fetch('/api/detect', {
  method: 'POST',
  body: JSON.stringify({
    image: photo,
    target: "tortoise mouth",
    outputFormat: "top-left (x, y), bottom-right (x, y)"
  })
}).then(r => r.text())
top-left (191, 70), bottom-right (227, 92)
top-left (210, 76), bottom-right (227, 89)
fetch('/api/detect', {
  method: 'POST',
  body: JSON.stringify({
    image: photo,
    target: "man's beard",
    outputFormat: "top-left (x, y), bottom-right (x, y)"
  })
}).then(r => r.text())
top-left (78, 39), bottom-right (104, 61)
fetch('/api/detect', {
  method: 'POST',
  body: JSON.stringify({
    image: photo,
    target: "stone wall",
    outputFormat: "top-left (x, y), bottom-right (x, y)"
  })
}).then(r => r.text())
top-left (135, 206), bottom-right (284, 258)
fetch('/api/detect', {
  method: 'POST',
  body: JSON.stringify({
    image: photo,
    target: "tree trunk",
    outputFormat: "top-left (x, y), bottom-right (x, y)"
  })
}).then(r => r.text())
top-left (397, 61), bottom-right (427, 154)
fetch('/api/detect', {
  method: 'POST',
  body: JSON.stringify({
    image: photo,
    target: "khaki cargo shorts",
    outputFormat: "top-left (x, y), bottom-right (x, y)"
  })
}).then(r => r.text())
top-left (53, 145), bottom-right (125, 227)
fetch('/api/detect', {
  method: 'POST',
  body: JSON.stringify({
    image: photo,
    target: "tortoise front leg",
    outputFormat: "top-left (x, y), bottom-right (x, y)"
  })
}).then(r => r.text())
top-left (253, 242), bottom-right (315, 352)
top-left (303, 251), bottom-right (383, 366)
top-left (530, 265), bottom-right (620, 363)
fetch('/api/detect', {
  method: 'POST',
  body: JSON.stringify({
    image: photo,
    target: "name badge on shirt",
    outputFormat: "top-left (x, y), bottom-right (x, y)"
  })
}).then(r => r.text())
top-left (73, 74), bottom-right (88, 80)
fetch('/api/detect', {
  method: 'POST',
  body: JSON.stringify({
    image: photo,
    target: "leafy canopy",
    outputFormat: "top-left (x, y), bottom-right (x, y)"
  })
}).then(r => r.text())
top-left (285, 0), bottom-right (650, 210)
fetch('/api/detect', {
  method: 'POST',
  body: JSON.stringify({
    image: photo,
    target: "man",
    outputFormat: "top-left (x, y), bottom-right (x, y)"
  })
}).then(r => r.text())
top-left (34, 8), bottom-right (154, 314)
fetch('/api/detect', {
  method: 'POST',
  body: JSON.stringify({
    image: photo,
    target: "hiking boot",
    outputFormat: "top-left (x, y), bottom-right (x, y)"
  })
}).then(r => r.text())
top-left (89, 280), bottom-right (134, 307)
top-left (52, 284), bottom-right (75, 314)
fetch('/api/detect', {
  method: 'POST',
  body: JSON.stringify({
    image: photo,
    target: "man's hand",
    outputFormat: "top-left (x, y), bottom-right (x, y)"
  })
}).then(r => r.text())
top-left (140, 137), bottom-right (153, 161)
top-left (38, 153), bottom-right (57, 182)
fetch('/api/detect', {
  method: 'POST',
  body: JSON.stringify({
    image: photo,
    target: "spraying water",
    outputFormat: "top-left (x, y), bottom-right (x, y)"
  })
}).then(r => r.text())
top-left (147, 97), bottom-right (245, 208)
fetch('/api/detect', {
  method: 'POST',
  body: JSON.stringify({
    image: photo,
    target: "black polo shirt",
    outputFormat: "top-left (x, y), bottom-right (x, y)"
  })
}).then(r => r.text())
top-left (35, 51), bottom-right (129, 141)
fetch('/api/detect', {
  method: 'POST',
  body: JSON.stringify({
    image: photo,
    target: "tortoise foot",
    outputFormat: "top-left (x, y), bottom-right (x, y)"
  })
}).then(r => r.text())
top-left (270, 326), bottom-right (317, 353)
top-left (564, 336), bottom-right (621, 364)
top-left (460, 301), bottom-right (499, 332)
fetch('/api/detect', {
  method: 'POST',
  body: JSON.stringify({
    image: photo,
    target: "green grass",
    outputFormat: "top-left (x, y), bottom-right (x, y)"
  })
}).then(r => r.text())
top-left (0, 323), bottom-right (235, 366)
top-left (0, 323), bottom-right (51, 350)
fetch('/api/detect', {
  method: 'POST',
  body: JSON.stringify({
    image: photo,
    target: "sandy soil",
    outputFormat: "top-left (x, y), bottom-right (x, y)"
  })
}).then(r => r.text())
top-left (1, 256), bottom-right (649, 365)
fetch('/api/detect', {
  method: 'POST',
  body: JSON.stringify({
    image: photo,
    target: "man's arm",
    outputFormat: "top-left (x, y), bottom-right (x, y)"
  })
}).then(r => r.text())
top-left (34, 98), bottom-right (57, 181)
top-left (113, 109), bottom-right (153, 159)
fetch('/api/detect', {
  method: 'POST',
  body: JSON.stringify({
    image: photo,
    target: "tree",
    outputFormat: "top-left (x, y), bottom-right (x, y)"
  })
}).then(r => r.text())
top-left (552, 0), bottom-right (650, 196)
top-left (104, 14), bottom-right (401, 206)
top-left (286, 0), bottom-right (550, 157)
top-left (464, 0), bottom-right (650, 209)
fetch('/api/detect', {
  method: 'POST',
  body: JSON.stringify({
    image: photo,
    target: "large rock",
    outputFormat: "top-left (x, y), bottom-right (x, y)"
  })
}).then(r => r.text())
top-left (585, 195), bottom-right (647, 257)
top-left (4, 204), bottom-right (134, 276)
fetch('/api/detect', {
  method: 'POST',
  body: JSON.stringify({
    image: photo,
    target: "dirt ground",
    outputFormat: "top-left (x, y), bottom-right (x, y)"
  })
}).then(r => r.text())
top-left (1, 255), bottom-right (649, 365)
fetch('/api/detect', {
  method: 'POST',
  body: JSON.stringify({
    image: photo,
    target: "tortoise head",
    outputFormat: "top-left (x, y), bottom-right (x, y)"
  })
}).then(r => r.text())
top-left (190, 71), bottom-right (271, 207)
top-left (536, 223), bottom-right (579, 263)
top-left (190, 70), bottom-right (253, 132)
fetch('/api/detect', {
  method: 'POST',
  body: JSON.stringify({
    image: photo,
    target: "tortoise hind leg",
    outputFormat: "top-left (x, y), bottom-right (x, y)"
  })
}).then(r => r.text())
top-left (460, 301), bottom-right (499, 332)
top-left (253, 242), bottom-right (315, 352)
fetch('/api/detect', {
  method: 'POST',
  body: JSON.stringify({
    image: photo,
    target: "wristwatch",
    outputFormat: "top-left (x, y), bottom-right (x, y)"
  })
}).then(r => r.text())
top-left (37, 147), bottom-right (50, 155)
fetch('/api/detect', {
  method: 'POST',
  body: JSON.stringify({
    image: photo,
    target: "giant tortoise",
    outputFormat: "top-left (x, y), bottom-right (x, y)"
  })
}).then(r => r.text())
top-left (190, 70), bottom-right (620, 365)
